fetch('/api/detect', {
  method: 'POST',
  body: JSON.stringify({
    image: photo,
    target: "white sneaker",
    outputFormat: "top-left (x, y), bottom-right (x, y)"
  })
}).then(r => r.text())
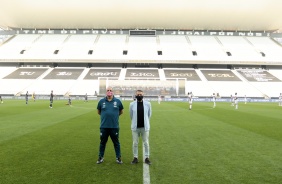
top-left (96, 157), bottom-right (104, 164)
top-left (116, 157), bottom-right (123, 164)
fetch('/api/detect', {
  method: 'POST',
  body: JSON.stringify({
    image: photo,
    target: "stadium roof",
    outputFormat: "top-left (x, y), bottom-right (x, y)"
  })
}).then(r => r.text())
top-left (0, 0), bottom-right (281, 31)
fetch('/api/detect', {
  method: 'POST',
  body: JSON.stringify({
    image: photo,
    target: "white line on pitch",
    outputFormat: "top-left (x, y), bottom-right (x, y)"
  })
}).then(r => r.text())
top-left (143, 144), bottom-right (150, 184)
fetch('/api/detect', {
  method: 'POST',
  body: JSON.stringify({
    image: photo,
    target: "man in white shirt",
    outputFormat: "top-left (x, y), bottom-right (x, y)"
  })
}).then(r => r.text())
top-left (130, 90), bottom-right (152, 165)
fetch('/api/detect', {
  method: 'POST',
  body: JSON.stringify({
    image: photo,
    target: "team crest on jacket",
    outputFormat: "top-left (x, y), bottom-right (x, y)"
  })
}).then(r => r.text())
top-left (113, 101), bottom-right (117, 107)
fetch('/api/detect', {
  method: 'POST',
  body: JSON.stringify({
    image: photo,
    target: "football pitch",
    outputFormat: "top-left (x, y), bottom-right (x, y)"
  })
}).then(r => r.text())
top-left (1, 99), bottom-right (282, 184)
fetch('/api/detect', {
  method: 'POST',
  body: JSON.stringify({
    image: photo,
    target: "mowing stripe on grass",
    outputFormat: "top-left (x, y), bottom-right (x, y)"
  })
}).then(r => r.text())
top-left (153, 107), bottom-right (214, 112)
top-left (71, 105), bottom-right (93, 110)
top-left (143, 144), bottom-right (150, 184)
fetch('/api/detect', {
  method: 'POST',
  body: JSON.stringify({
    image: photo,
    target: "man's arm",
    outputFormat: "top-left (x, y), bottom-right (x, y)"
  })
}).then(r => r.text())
top-left (119, 109), bottom-right (123, 116)
top-left (148, 102), bottom-right (152, 119)
top-left (119, 100), bottom-right (124, 116)
top-left (97, 100), bottom-right (101, 115)
top-left (129, 102), bottom-right (134, 120)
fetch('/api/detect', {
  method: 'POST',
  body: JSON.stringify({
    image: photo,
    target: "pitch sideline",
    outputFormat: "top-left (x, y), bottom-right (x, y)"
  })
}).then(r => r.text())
top-left (143, 145), bottom-right (150, 184)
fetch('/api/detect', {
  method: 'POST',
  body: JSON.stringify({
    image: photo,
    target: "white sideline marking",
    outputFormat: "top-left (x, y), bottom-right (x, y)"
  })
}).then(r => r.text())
top-left (143, 145), bottom-right (150, 184)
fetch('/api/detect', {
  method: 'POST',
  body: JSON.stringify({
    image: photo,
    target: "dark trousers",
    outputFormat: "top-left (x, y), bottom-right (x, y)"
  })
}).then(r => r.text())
top-left (99, 128), bottom-right (121, 158)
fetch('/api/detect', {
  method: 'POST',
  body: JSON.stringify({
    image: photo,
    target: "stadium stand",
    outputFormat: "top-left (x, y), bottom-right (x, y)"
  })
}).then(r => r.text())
top-left (0, 34), bottom-right (39, 58)
top-left (58, 35), bottom-right (98, 59)
top-left (0, 64), bottom-right (281, 98)
top-left (3, 68), bottom-right (48, 79)
top-left (43, 68), bottom-right (84, 80)
top-left (217, 36), bottom-right (262, 61)
top-left (268, 69), bottom-right (282, 80)
top-left (188, 36), bottom-right (226, 61)
top-left (0, 67), bottom-right (17, 79)
top-left (84, 68), bottom-right (121, 80)
top-left (159, 36), bottom-right (193, 60)
top-left (23, 35), bottom-right (68, 59)
top-left (0, 32), bottom-right (282, 99)
top-left (125, 69), bottom-right (159, 79)
top-left (127, 36), bottom-right (159, 60)
top-left (1, 34), bottom-right (281, 64)
top-left (163, 69), bottom-right (201, 81)
top-left (246, 37), bottom-right (282, 62)
top-left (234, 69), bottom-right (282, 98)
top-left (28, 68), bottom-right (84, 95)
top-left (93, 35), bottom-right (127, 60)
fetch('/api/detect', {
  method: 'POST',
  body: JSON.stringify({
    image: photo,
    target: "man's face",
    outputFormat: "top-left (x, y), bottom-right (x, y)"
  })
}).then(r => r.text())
top-left (135, 91), bottom-right (144, 101)
top-left (106, 88), bottom-right (113, 97)
top-left (136, 91), bottom-right (143, 97)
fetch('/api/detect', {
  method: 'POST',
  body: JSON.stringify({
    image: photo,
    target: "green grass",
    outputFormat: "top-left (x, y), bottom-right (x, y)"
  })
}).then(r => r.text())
top-left (1, 99), bottom-right (282, 184)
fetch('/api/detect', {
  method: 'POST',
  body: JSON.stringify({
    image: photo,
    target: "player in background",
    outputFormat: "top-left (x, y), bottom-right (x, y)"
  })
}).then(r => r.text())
top-left (25, 91), bottom-right (29, 105)
top-left (231, 95), bottom-right (234, 106)
top-left (158, 95), bottom-right (162, 104)
top-left (188, 92), bottom-right (193, 110)
top-left (212, 93), bottom-right (216, 108)
top-left (84, 93), bottom-right (88, 102)
top-left (244, 95), bottom-right (247, 104)
top-left (68, 96), bottom-right (72, 106)
top-left (279, 93), bottom-right (282, 106)
top-left (49, 90), bottom-right (54, 108)
top-left (234, 93), bottom-right (238, 110)
top-left (32, 92), bottom-right (36, 102)
top-left (0, 96), bottom-right (3, 104)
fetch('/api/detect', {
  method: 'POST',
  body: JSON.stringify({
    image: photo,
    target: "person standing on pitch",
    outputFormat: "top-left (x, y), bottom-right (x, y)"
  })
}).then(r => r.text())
top-left (130, 90), bottom-right (152, 165)
top-left (231, 95), bottom-right (234, 106)
top-left (68, 96), bottom-right (72, 106)
top-left (188, 92), bottom-right (193, 110)
top-left (234, 93), bottom-right (238, 109)
top-left (49, 90), bottom-right (54, 108)
top-left (279, 93), bottom-right (282, 106)
top-left (32, 92), bottom-right (36, 102)
top-left (96, 86), bottom-right (124, 164)
top-left (212, 93), bottom-right (216, 108)
top-left (25, 91), bottom-right (29, 105)
top-left (84, 93), bottom-right (88, 102)
top-left (158, 95), bottom-right (161, 104)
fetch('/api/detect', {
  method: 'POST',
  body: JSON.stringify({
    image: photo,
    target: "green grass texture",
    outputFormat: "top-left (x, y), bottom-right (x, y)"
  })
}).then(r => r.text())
top-left (1, 99), bottom-right (282, 184)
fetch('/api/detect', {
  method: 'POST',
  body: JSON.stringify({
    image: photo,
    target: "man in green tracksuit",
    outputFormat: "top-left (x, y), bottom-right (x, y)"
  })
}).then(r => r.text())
top-left (96, 86), bottom-right (124, 164)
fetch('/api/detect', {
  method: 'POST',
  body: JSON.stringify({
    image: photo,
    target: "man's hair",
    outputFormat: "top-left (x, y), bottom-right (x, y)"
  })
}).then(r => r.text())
top-left (106, 86), bottom-right (113, 90)
top-left (136, 90), bottom-right (143, 93)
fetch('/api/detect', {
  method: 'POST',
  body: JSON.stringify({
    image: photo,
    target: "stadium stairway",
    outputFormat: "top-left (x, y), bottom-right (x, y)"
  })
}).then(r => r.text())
top-left (191, 69), bottom-right (214, 96)
top-left (232, 70), bottom-right (266, 97)
top-left (158, 69), bottom-right (166, 81)
top-left (19, 68), bottom-right (54, 96)
top-left (67, 68), bottom-right (90, 95)
top-left (119, 68), bottom-right (126, 80)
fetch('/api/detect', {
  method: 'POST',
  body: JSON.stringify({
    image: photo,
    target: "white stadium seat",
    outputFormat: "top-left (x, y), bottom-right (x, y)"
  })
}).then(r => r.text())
top-left (0, 34), bottom-right (282, 97)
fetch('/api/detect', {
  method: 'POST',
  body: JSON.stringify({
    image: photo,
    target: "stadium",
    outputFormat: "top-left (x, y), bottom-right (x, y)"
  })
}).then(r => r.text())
top-left (1, 0), bottom-right (282, 184)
